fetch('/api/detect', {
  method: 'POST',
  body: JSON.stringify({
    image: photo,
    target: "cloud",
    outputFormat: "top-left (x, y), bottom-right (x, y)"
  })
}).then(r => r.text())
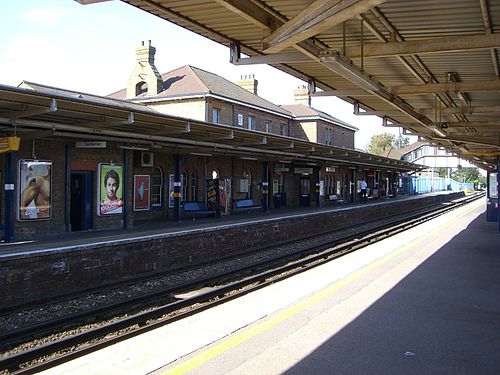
top-left (22, 7), bottom-right (70, 24)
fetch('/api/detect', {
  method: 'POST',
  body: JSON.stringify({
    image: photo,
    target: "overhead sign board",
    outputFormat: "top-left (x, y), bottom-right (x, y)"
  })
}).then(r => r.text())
top-left (294, 167), bottom-right (313, 175)
top-left (76, 141), bottom-right (107, 148)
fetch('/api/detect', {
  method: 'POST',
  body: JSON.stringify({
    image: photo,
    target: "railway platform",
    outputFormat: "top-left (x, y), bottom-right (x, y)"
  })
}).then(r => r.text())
top-left (0, 191), bottom-right (477, 308)
top-left (0, 191), bottom-right (463, 257)
top-left (40, 194), bottom-right (500, 374)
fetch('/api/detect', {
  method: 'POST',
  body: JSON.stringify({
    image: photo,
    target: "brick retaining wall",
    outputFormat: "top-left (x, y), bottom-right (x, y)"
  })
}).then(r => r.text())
top-left (0, 192), bottom-right (464, 309)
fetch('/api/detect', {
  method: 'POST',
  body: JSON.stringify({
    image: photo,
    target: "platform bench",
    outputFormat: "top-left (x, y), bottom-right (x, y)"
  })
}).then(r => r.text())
top-left (328, 195), bottom-right (344, 204)
top-left (233, 198), bottom-right (261, 212)
top-left (183, 202), bottom-right (216, 217)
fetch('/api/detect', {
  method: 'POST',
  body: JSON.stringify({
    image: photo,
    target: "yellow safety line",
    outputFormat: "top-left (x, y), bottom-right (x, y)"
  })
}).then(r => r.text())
top-left (162, 202), bottom-right (481, 375)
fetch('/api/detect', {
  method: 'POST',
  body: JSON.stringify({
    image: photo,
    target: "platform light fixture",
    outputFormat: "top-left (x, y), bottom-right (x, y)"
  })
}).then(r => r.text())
top-left (240, 156), bottom-right (258, 160)
top-left (320, 52), bottom-right (379, 91)
top-left (119, 145), bottom-right (149, 151)
top-left (431, 125), bottom-right (447, 137)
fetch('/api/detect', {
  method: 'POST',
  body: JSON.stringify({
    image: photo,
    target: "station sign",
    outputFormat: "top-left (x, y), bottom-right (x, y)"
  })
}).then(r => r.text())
top-left (76, 141), bottom-right (107, 148)
top-left (0, 136), bottom-right (20, 154)
top-left (273, 167), bottom-right (289, 172)
top-left (294, 167), bottom-right (313, 175)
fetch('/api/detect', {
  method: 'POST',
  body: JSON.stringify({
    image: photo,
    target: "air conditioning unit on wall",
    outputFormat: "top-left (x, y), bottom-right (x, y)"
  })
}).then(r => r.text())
top-left (141, 152), bottom-right (154, 167)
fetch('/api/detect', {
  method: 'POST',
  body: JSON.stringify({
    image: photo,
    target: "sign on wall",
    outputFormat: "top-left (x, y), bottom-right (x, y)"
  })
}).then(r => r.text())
top-left (133, 175), bottom-right (150, 211)
top-left (294, 167), bottom-right (313, 175)
top-left (18, 160), bottom-right (52, 221)
top-left (0, 136), bottom-right (20, 154)
top-left (238, 178), bottom-right (249, 193)
top-left (97, 163), bottom-right (124, 216)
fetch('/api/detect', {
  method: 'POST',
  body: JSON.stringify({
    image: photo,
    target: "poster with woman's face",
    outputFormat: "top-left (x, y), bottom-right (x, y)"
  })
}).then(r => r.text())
top-left (98, 164), bottom-right (124, 216)
top-left (18, 160), bottom-right (52, 221)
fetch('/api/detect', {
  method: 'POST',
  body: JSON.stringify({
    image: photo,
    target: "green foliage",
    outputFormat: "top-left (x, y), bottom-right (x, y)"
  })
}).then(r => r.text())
top-left (451, 167), bottom-right (486, 188)
top-left (366, 133), bottom-right (410, 155)
top-left (451, 167), bottom-right (479, 182)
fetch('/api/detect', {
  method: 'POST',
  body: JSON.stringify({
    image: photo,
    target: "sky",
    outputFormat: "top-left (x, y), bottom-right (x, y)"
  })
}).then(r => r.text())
top-left (0, 0), bottom-right (407, 150)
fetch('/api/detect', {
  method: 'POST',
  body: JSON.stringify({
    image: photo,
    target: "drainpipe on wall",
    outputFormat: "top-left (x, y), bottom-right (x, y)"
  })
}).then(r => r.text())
top-left (315, 167), bottom-right (320, 207)
top-left (123, 148), bottom-right (128, 229)
top-left (65, 144), bottom-right (71, 232)
top-left (5, 152), bottom-right (16, 242)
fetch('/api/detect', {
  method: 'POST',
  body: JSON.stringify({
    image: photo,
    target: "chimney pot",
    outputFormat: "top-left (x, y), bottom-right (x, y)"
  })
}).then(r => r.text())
top-left (236, 73), bottom-right (258, 95)
top-left (126, 41), bottom-right (163, 98)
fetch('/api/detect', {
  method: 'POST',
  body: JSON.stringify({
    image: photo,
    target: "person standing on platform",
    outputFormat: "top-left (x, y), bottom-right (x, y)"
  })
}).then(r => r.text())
top-left (360, 179), bottom-right (368, 203)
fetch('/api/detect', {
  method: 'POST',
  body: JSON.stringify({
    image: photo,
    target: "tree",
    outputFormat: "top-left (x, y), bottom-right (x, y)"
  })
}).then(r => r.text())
top-left (366, 133), bottom-right (409, 155)
top-left (451, 167), bottom-right (480, 182)
top-left (366, 133), bottom-right (394, 155)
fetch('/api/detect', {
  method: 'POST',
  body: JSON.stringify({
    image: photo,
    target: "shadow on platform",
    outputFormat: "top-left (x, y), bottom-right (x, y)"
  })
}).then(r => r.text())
top-left (285, 213), bottom-right (500, 375)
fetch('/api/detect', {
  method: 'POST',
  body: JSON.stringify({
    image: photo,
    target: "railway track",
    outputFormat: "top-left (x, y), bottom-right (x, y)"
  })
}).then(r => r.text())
top-left (0, 192), bottom-right (484, 374)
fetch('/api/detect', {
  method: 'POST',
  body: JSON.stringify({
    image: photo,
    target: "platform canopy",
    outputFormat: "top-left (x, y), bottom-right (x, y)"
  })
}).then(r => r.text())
top-left (116, 0), bottom-right (500, 170)
top-left (0, 84), bottom-right (416, 172)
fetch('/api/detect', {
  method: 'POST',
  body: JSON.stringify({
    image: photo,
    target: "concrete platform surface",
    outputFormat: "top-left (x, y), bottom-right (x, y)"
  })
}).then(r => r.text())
top-left (41, 198), bottom-right (499, 375)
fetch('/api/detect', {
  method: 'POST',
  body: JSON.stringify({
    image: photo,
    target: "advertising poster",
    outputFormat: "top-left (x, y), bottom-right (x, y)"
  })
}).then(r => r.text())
top-left (98, 163), bottom-right (124, 216)
top-left (219, 178), bottom-right (231, 215)
top-left (18, 160), bottom-right (52, 221)
top-left (206, 178), bottom-right (220, 214)
top-left (133, 175), bottom-right (150, 211)
top-left (169, 174), bottom-right (175, 208)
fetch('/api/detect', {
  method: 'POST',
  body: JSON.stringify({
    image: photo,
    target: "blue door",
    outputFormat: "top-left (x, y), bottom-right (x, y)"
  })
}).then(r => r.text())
top-left (70, 171), bottom-right (93, 231)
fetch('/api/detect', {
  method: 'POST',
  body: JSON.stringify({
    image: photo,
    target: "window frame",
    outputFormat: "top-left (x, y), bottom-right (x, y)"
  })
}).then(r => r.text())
top-left (248, 116), bottom-right (255, 130)
top-left (212, 108), bottom-right (221, 124)
top-left (150, 166), bottom-right (164, 209)
top-left (190, 171), bottom-right (197, 201)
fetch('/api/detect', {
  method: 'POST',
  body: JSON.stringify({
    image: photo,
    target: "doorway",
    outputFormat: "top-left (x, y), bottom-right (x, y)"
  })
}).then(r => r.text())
top-left (70, 171), bottom-right (93, 231)
top-left (299, 176), bottom-right (310, 206)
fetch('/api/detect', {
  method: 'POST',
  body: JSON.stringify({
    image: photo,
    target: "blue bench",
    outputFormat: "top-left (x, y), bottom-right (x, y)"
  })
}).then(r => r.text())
top-left (183, 202), bottom-right (216, 217)
top-left (233, 198), bottom-right (261, 212)
top-left (328, 195), bottom-right (344, 204)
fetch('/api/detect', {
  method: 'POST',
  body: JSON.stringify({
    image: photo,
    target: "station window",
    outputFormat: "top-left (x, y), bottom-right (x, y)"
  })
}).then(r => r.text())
top-left (151, 166), bottom-right (163, 208)
top-left (248, 116), bottom-right (255, 130)
top-left (280, 123), bottom-right (287, 136)
top-left (212, 108), bottom-right (221, 124)
top-left (325, 127), bottom-right (333, 145)
top-left (265, 121), bottom-right (272, 133)
top-left (237, 114), bottom-right (244, 126)
top-left (243, 169), bottom-right (252, 198)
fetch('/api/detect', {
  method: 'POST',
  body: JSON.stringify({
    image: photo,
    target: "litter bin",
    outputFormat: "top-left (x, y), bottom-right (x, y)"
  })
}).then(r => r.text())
top-left (274, 193), bottom-right (282, 208)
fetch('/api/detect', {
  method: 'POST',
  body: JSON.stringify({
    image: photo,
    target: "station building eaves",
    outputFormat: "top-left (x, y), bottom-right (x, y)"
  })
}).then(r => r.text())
top-left (0, 83), bottom-right (419, 173)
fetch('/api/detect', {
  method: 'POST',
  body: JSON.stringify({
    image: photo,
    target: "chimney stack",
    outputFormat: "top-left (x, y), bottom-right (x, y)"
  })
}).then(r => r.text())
top-left (126, 41), bottom-right (163, 98)
top-left (236, 74), bottom-right (258, 95)
top-left (293, 85), bottom-right (311, 106)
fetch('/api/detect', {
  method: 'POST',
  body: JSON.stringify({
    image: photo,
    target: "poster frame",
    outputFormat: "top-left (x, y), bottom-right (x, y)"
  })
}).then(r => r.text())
top-left (133, 174), bottom-right (151, 211)
top-left (17, 159), bottom-right (52, 221)
top-left (97, 163), bottom-right (124, 216)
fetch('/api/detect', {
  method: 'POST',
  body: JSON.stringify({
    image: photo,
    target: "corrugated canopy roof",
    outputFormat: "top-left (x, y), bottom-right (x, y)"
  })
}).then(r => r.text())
top-left (119, 0), bottom-right (500, 170)
top-left (0, 83), bottom-right (417, 172)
